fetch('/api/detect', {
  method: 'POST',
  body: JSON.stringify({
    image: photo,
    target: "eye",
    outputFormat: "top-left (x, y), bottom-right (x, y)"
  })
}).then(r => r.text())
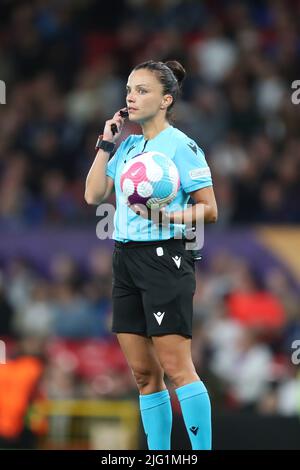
top-left (138, 89), bottom-right (147, 94)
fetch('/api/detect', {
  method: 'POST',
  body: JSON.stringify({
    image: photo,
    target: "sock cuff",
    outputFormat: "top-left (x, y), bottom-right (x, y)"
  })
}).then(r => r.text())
top-left (139, 389), bottom-right (170, 411)
top-left (175, 381), bottom-right (208, 402)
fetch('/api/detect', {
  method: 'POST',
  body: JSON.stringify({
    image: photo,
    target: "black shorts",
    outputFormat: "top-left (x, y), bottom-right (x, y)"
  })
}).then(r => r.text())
top-left (111, 238), bottom-right (196, 338)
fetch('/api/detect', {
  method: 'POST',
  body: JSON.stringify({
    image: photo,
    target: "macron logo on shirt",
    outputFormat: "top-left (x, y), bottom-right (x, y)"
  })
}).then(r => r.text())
top-left (188, 142), bottom-right (198, 154)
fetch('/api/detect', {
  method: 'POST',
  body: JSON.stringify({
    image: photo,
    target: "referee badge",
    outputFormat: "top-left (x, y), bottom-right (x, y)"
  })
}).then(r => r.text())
top-left (156, 247), bottom-right (164, 256)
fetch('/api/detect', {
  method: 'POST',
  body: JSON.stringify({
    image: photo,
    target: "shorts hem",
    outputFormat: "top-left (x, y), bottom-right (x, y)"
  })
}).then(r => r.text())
top-left (112, 329), bottom-right (148, 337)
top-left (112, 329), bottom-right (192, 339)
top-left (147, 331), bottom-right (192, 339)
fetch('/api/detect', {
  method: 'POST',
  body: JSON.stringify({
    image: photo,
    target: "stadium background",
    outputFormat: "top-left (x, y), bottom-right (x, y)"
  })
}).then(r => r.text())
top-left (0, 0), bottom-right (299, 449)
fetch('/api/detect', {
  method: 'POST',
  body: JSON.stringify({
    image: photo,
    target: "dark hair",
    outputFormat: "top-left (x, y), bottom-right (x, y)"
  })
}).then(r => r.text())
top-left (132, 60), bottom-right (186, 118)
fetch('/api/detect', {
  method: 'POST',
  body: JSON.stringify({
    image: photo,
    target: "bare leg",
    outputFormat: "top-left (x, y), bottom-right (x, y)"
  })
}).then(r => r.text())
top-left (117, 333), bottom-right (166, 394)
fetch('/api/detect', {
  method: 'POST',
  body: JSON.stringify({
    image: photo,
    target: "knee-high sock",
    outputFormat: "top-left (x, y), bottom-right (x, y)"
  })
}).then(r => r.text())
top-left (175, 381), bottom-right (212, 450)
top-left (139, 389), bottom-right (172, 450)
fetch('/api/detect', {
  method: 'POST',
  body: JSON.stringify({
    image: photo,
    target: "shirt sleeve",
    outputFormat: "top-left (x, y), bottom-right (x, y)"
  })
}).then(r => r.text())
top-left (174, 139), bottom-right (212, 193)
top-left (106, 140), bottom-right (126, 180)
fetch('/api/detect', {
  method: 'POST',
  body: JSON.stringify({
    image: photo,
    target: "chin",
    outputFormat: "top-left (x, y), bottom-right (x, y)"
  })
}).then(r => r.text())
top-left (129, 115), bottom-right (142, 124)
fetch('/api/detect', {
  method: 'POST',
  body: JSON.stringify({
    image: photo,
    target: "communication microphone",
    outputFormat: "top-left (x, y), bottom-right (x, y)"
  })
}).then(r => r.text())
top-left (111, 108), bottom-right (129, 136)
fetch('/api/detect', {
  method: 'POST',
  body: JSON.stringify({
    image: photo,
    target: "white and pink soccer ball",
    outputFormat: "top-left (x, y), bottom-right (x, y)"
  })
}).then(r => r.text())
top-left (120, 151), bottom-right (180, 209)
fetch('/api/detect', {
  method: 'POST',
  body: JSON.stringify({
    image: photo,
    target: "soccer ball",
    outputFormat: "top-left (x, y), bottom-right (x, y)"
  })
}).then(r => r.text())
top-left (120, 151), bottom-right (180, 209)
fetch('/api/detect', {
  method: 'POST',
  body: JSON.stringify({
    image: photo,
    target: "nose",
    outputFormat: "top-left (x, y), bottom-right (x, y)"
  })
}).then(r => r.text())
top-left (126, 91), bottom-right (136, 103)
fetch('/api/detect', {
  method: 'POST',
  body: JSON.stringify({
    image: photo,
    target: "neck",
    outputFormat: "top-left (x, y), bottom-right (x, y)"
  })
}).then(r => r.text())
top-left (141, 117), bottom-right (170, 141)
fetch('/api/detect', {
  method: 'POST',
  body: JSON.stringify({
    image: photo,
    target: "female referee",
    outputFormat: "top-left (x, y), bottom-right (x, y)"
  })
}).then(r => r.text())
top-left (85, 60), bottom-right (218, 450)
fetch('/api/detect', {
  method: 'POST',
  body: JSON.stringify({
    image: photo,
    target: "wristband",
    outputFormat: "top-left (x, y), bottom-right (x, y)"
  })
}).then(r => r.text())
top-left (95, 135), bottom-right (116, 153)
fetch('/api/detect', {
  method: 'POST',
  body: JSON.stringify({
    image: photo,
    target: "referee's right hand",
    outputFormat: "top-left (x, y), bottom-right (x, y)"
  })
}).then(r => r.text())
top-left (103, 108), bottom-right (127, 143)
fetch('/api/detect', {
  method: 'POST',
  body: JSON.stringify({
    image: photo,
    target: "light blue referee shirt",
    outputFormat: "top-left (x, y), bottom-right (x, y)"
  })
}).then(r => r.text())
top-left (106, 125), bottom-right (212, 242)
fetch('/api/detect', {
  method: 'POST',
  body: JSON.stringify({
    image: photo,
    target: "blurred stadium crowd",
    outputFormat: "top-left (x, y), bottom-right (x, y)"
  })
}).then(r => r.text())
top-left (0, 0), bottom-right (300, 447)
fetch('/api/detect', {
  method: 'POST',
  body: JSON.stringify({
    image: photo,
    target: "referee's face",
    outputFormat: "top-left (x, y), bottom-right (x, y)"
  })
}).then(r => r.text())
top-left (126, 69), bottom-right (172, 123)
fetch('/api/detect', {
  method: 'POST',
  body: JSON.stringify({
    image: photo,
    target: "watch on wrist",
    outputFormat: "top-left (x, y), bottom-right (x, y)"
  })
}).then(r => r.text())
top-left (95, 135), bottom-right (116, 153)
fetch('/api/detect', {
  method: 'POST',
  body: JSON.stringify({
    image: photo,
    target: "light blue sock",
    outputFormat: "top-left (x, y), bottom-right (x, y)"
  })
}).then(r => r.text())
top-left (139, 389), bottom-right (172, 450)
top-left (176, 381), bottom-right (212, 450)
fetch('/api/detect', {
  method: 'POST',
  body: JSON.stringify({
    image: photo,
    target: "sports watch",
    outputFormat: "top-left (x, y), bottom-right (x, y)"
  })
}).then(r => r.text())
top-left (95, 135), bottom-right (116, 153)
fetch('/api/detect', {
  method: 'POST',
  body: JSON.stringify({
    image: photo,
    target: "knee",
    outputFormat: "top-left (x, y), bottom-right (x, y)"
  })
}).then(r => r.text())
top-left (131, 365), bottom-right (164, 394)
top-left (161, 359), bottom-right (183, 385)
top-left (161, 357), bottom-right (198, 388)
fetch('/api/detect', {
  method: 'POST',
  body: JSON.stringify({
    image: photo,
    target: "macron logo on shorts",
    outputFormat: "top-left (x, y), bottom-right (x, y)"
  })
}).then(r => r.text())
top-left (172, 255), bottom-right (181, 269)
top-left (153, 311), bottom-right (165, 325)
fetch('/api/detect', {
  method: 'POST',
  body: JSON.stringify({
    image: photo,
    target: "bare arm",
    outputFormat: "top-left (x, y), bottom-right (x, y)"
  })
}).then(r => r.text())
top-left (169, 186), bottom-right (218, 224)
top-left (85, 151), bottom-right (112, 205)
top-left (84, 109), bottom-right (126, 205)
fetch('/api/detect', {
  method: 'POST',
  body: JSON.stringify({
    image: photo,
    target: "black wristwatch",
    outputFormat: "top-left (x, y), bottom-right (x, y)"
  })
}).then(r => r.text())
top-left (95, 135), bottom-right (116, 153)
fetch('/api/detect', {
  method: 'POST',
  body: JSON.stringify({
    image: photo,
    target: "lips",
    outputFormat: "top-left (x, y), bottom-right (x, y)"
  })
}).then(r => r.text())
top-left (128, 108), bottom-right (138, 112)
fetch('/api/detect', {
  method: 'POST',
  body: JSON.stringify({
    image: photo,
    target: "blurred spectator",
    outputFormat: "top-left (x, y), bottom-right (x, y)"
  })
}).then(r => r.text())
top-left (276, 366), bottom-right (300, 416)
top-left (211, 327), bottom-right (273, 411)
top-left (0, 337), bottom-right (47, 449)
top-left (226, 262), bottom-right (285, 330)
top-left (0, 270), bottom-right (15, 337)
top-left (5, 258), bottom-right (36, 312)
top-left (13, 281), bottom-right (54, 338)
top-left (52, 281), bottom-right (101, 339)
top-left (191, 20), bottom-right (238, 83)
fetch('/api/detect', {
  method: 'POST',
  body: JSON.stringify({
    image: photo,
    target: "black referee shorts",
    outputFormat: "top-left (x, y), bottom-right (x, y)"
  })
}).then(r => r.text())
top-left (111, 238), bottom-right (196, 338)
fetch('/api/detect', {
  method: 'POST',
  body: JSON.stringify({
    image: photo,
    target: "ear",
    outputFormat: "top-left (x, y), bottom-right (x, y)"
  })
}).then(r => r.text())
top-left (160, 94), bottom-right (173, 110)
